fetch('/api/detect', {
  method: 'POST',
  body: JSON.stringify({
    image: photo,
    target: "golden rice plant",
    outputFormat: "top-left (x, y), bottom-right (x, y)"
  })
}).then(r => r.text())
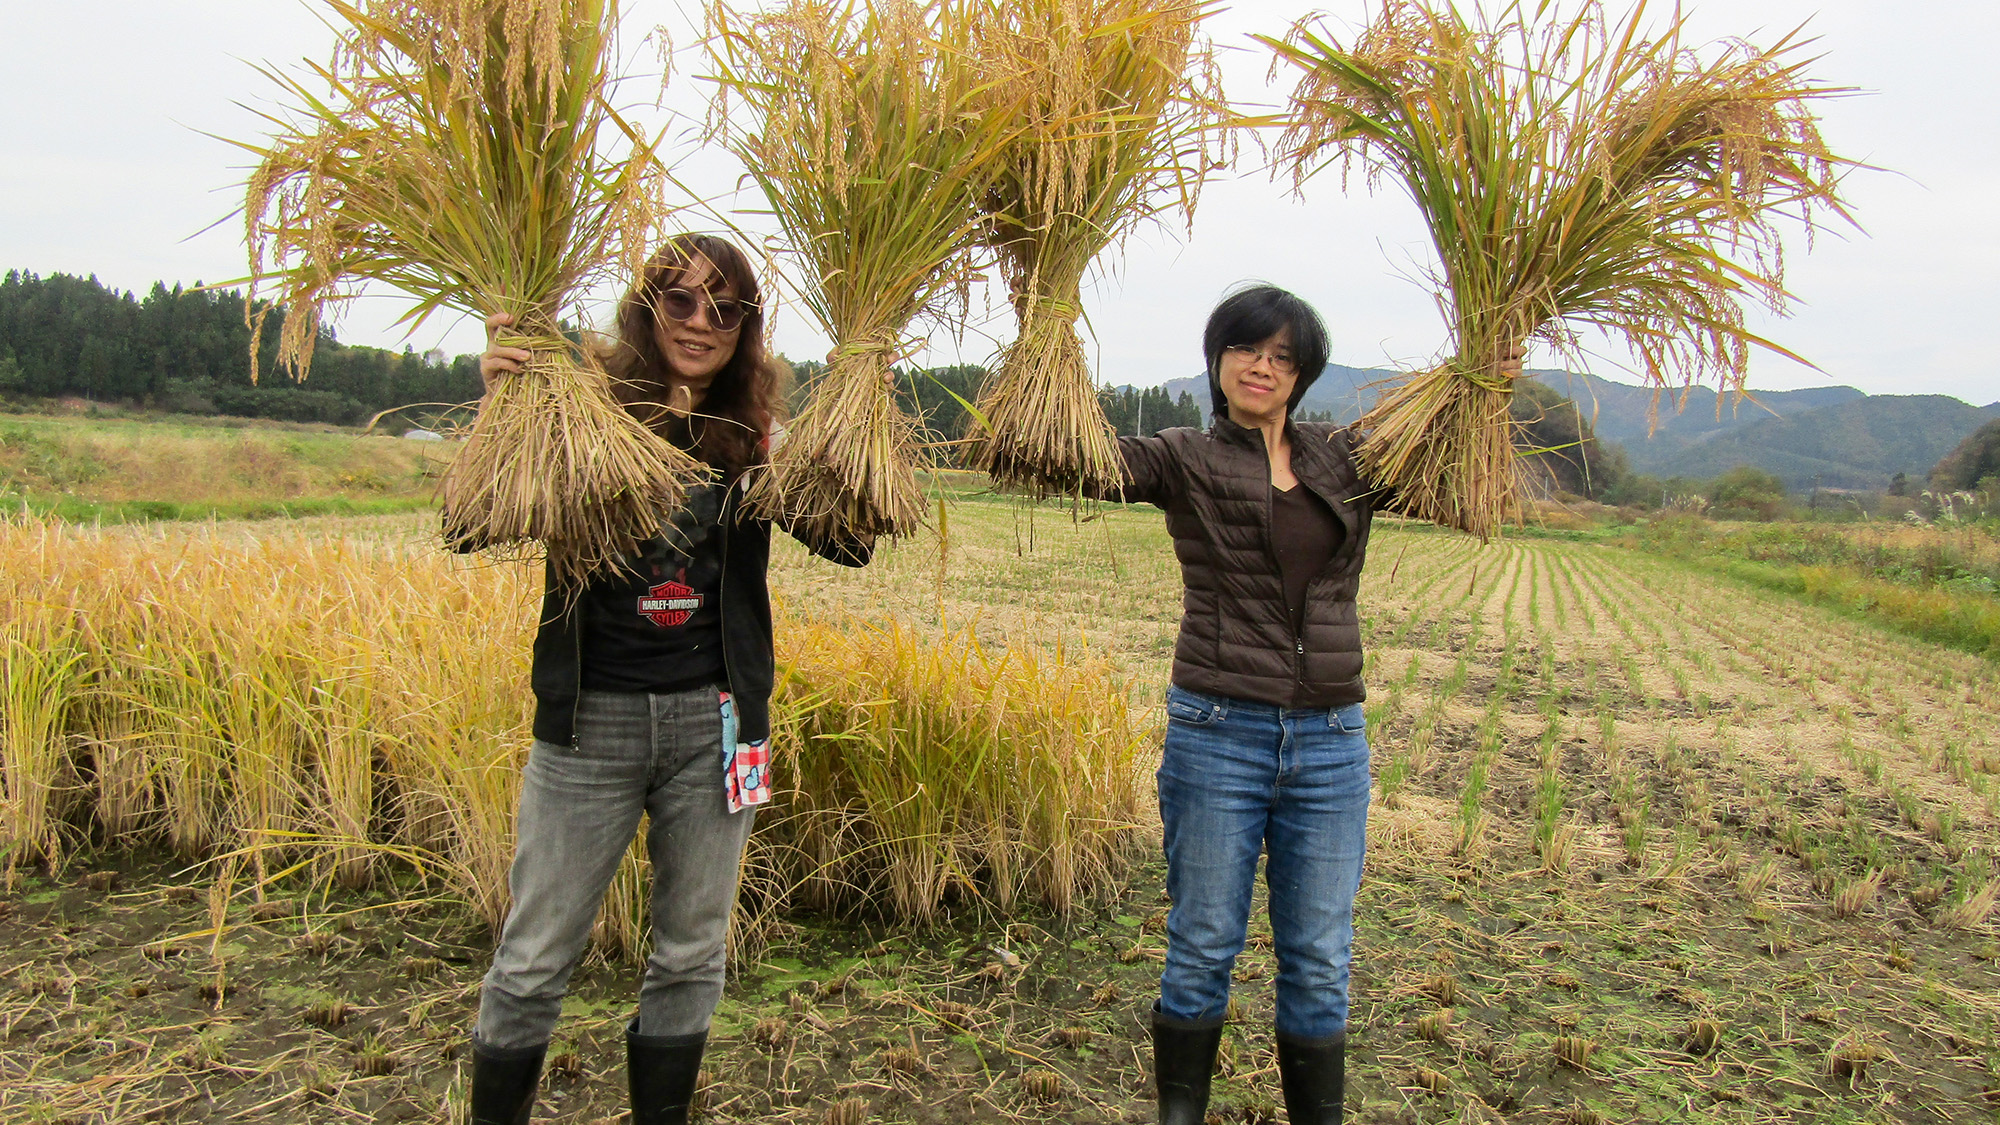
top-left (0, 604), bottom-right (87, 877)
top-left (704, 0), bottom-right (1013, 538)
top-left (242, 0), bottom-right (702, 584)
top-left (966, 0), bottom-right (1228, 497)
top-left (1265, 0), bottom-right (1852, 537)
top-left (0, 515), bottom-right (1146, 959)
top-left (748, 613), bottom-right (1148, 926)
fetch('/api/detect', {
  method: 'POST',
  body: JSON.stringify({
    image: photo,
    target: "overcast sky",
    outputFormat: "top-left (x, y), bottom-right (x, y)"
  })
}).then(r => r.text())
top-left (4, 0), bottom-right (1994, 405)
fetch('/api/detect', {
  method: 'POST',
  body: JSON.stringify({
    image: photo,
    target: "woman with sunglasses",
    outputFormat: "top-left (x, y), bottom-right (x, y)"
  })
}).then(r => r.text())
top-left (461, 234), bottom-right (873, 1125)
top-left (1107, 284), bottom-right (1511, 1125)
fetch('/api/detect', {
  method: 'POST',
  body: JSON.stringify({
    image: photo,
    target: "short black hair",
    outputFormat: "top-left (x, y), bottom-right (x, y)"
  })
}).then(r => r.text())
top-left (1201, 284), bottom-right (1331, 419)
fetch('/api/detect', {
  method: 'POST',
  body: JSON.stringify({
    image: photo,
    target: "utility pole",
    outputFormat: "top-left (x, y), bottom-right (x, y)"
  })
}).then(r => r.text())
top-left (1135, 391), bottom-right (1144, 437)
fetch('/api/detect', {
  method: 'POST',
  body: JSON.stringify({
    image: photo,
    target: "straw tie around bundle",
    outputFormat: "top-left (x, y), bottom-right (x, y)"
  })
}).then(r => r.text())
top-left (758, 330), bottom-right (923, 541)
top-left (972, 288), bottom-right (1117, 498)
top-left (440, 317), bottom-right (708, 580)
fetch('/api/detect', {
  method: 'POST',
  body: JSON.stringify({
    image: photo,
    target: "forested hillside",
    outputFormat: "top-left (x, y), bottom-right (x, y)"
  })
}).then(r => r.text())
top-left (1931, 418), bottom-right (2000, 491)
top-left (1647, 394), bottom-right (2000, 490)
top-left (0, 271), bottom-right (482, 426)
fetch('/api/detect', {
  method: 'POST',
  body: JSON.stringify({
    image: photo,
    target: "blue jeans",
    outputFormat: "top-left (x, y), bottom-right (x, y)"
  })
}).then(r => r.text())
top-left (1156, 685), bottom-right (1371, 1041)
top-left (475, 689), bottom-right (754, 1050)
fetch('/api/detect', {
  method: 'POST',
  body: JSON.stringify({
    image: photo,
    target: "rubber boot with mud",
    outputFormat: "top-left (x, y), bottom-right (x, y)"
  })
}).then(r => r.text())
top-left (1152, 1004), bottom-right (1223, 1125)
top-left (1275, 1030), bottom-right (1346, 1125)
top-left (468, 1038), bottom-right (545, 1125)
top-left (627, 1020), bottom-right (708, 1125)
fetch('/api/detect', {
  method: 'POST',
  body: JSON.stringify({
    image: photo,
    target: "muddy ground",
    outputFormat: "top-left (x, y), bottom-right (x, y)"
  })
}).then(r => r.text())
top-left (5, 508), bottom-right (2000, 1123)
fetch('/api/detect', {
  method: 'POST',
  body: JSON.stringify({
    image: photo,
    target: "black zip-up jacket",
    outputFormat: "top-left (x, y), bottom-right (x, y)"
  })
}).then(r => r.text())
top-left (529, 478), bottom-right (871, 747)
top-left (1110, 416), bottom-right (1376, 708)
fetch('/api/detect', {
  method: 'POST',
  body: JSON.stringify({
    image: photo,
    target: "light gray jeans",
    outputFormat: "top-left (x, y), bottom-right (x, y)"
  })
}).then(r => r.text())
top-left (474, 688), bottom-right (755, 1050)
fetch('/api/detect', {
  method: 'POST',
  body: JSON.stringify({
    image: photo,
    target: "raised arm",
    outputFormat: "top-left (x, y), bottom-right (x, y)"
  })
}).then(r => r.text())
top-left (783, 519), bottom-right (875, 568)
top-left (1078, 431), bottom-right (1186, 508)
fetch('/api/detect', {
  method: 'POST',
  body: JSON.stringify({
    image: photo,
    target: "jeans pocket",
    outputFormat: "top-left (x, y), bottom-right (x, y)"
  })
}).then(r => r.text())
top-left (1166, 686), bottom-right (1225, 726)
top-left (1329, 702), bottom-right (1366, 734)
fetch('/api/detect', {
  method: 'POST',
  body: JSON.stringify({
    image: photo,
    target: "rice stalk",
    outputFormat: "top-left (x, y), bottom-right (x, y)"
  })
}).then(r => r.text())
top-left (242, 0), bottom-right (702, 583)
top-left (704, 0), bottom-right (1012, 537)
top-left (1266, 0), bottom-right (1854, 537)
top-left (0, 516), bottom-right (1147, 950)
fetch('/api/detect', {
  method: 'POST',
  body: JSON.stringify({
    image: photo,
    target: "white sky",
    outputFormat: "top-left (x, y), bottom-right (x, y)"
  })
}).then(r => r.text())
top-left (3, 0), bottom-right (1995, 405)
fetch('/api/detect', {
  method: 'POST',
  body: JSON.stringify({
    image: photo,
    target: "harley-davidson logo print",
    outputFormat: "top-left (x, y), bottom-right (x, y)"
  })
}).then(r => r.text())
top-left (637, 579), bottom-right (702, 627)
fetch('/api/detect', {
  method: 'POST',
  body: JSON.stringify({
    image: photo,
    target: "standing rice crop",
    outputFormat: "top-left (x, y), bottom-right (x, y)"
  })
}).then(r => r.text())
top-left (967, 0), bottom-right (1228, 498)
top-left (1265, 0), bottom-right (1852, 538)
top-left (242, 0), bottom-right (702, 584)
top-left (703, 0), bottom-right (1012, 538)
top-left (0, 605), bottom-right (86, 878)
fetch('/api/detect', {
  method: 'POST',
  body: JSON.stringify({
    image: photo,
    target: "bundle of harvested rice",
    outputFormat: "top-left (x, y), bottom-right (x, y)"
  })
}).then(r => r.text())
top-left (969, 0), bottom-right (1227, 498)
top-left (1265, 0), bottom-right (1852, 538)
top-left (243, 0), bottom-right (701, 584)
top-left (704, 0), bottom-right (1009, 539)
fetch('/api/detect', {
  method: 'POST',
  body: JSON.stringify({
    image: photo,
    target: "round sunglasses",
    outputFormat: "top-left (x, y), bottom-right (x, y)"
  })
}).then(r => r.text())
top-left (655, 287), bottom-right (754, 332)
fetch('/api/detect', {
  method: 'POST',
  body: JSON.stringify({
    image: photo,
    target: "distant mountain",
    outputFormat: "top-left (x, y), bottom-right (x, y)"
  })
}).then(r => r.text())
top-left (1647, 395), bottom-right (2000, 490)
top-left (1522, 369), bottom-right (1865, 448)
top-left (1151, 364), bottom-right (1864, 442)
top-left (1136, 364), bottom-right (1996, 492)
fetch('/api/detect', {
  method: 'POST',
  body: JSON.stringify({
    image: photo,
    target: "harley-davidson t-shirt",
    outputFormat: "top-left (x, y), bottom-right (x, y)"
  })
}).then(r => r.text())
top-left (578, 482), bottom-right (728, 694)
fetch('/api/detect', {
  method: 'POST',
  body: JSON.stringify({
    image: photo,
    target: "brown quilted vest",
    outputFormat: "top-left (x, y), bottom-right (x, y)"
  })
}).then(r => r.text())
top-left (1114, 417), bottom-right (1376, 708)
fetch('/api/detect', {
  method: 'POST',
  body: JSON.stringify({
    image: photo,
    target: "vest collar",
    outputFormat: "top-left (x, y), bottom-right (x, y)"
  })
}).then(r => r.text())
top-left (1209, 412), bottom-right (1294, 451)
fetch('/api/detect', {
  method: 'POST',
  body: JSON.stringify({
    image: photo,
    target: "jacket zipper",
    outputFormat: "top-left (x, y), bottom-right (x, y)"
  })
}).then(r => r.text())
top-left (569, 587), bottom-right (585, 745)
top-left (717, 479), bottom-right (736, 715)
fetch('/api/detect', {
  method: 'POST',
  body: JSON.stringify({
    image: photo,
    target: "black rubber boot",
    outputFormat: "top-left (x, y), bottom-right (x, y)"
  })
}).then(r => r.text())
top-left (1152, 1004), bottom-right (1224, 1125)
top-left (469, 1038), bottom-right (545, 1125)
top-left (627, 1020), bottom-right (709, 1125)
top-left (1275, 1031), bottom-right (1346, 1125)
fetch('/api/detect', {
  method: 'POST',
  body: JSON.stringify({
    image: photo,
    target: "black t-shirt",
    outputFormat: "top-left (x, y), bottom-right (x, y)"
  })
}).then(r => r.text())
top-left (1272, 482), bottom-right (1343, 638)
top-left (578, 481), bottom-right (729, 693)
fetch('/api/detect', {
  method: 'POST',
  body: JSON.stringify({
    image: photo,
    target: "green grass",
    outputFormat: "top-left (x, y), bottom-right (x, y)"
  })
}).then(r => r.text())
top-left (5, 493), bottom-right (438, 524)
top-left (0, 411), bottom-right (446, 522)
top-left (1611, 516), bottom-right (2000, 659)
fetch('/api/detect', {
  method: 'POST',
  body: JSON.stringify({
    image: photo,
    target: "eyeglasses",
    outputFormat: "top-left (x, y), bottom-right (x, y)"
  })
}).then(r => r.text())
top-left (656, 287), bottom-right (753, 332)
top-left (1222, 343), bottom-right (1298, 376)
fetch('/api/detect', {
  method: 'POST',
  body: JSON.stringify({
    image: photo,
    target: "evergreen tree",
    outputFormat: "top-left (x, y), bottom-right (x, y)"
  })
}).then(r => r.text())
top-left (0, 270), bottom-right (482, 424)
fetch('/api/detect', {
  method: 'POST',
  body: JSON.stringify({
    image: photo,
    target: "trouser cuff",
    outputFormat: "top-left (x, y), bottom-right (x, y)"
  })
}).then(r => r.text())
top-left (626, 1017), bottom-right (709, 1048)
top-left (1152, 1000), bottom-right (1227, 1032)
top-left (470, 1035), bottom-right (549, 1062)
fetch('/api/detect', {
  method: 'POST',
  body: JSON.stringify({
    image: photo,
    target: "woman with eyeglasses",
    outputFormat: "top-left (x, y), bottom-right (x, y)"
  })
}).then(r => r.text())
top-left (1109, 284), bottom-right (1520, 1125)
top-left (461, 234), bottom-right (873, 1125)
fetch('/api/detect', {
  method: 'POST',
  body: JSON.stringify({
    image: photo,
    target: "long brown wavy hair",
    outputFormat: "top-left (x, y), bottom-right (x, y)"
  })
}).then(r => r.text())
top-left (603, 234), bottom-right (781, 479)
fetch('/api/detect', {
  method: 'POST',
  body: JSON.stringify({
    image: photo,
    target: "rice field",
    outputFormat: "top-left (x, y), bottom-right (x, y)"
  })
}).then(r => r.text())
top-left (3, 498), bottom-right (1997, 1123)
